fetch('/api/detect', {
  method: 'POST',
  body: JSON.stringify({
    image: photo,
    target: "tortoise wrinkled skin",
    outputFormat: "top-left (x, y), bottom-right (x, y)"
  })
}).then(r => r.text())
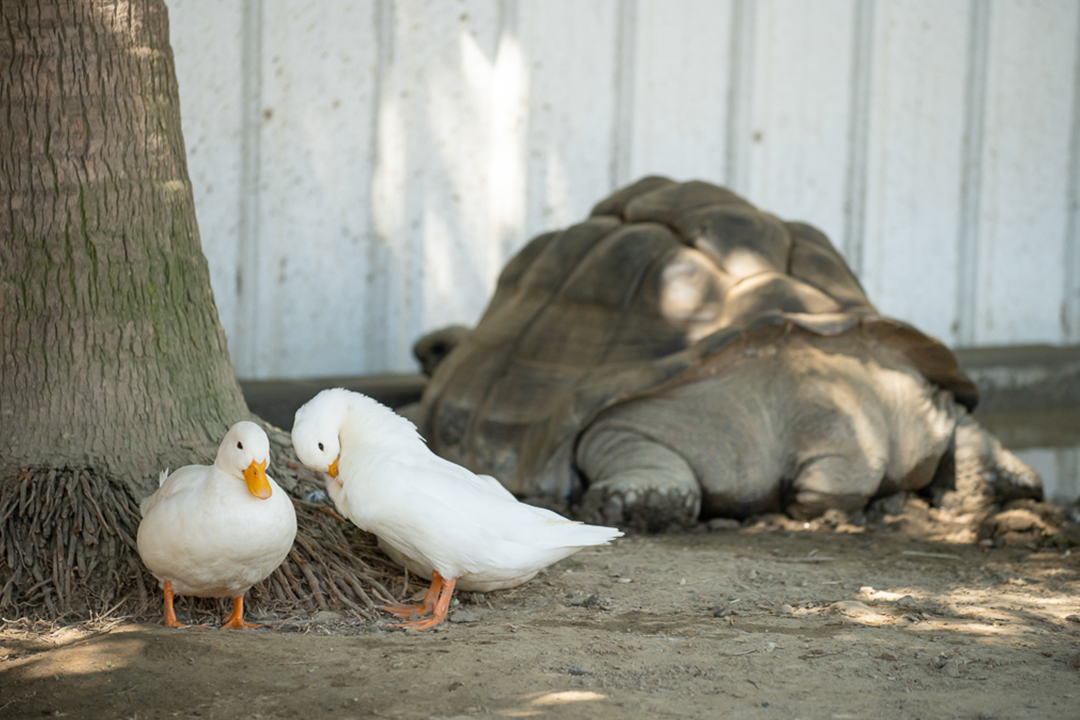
top-left (408, 177), bottom-right (1041, 532)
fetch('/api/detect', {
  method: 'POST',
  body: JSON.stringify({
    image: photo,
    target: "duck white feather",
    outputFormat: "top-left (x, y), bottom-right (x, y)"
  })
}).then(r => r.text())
top-left (137, 421), bottom-right (297, 627)
top-left (291, 388), bottom-right (622, 627)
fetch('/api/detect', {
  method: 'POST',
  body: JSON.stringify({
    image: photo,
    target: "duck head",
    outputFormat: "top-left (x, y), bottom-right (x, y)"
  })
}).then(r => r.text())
top-left (291, 389), bottom-right (346, 497)
top-left (292, 388), bottom-right (427, 507)
top-left (216, 421), bottom-right (273, 499)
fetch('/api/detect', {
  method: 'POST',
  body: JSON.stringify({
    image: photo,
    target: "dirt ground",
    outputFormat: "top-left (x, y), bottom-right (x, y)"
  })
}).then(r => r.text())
top-left (2, 500), bottom-right (1079, 720)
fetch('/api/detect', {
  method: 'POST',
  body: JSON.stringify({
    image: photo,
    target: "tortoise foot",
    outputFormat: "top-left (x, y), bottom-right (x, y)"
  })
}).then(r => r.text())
top-left (951, 415), bottom-right (1042, 510)
top-left (580, 480), bottom-right (700, 533)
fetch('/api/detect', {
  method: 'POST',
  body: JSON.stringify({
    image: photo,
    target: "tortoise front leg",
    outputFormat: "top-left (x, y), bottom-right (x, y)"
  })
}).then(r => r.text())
top-left (576, 428), bottom-right (701, 532)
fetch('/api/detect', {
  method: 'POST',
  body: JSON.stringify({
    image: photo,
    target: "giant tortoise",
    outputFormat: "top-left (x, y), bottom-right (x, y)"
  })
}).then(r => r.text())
top-left (406, 177), bottom-right (1040, 531)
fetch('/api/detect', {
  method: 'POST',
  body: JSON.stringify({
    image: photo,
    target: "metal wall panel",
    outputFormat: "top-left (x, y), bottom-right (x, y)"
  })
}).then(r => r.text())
top-left (861, 0), bottom-right (970, 346)
top-left (622, 0), bottom-right (734, 184)
top-left (518, 1), bottom-right (621, 231)
top-left (255, 0), bottom-right (382, 377)
top-left (973, 0), bottom-right (1079, 346)
top-left (366, 0), bottom-right (508, 372)
top-left (743, 0), bottom-right (861, 258)
top-left (168, 0), bottom-right (245, 359)
top-left (168, 0), bottom-right (1080, 379)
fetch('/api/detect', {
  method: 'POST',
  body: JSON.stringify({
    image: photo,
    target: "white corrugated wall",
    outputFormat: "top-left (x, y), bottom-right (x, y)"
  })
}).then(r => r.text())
top-left (167, 0), bottom-right (1080, 381)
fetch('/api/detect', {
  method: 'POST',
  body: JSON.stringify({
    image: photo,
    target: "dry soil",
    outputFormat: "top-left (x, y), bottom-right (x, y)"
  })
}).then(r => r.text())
top-left (2, 501), bottom-right (1079, 720)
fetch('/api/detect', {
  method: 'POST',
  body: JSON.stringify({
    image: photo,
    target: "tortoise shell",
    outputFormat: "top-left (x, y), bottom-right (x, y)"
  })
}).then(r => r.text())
top-left (413, 177), bottom-right (976, 499)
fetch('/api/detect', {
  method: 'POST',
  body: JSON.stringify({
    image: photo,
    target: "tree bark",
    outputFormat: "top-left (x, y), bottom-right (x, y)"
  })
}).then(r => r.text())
top-left (0, 0), bottom-right (248, 486)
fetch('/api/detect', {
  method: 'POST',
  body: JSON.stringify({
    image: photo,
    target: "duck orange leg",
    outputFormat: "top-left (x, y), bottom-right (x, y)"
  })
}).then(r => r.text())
top-left (221, 596), bottom-right (261, 629)
top-left (163, 580), bottom-right (184, 628)
top-left (162, 581), bottom-right (208, 629)
top-left (391, 575), bottom-right (456, 630)
top-left (381, 572), bottom-right (443, 619)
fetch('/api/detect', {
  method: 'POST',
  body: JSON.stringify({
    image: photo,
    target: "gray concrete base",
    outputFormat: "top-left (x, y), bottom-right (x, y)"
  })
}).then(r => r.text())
top-left (955, 344), bottom-right (1080, 411)
top-left (241, 374), bottom-right (425, 430)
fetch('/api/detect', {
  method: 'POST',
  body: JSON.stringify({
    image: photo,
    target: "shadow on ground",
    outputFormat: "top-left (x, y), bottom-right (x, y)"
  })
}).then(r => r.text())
top-left (3, 508), bottom-right (1078, 720)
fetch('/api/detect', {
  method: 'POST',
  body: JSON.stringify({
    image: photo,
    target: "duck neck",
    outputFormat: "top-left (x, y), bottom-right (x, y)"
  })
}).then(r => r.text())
top-left (212, 452), bottom-right (240, 479)
top-left (338, 395), bottom-right (426, 456)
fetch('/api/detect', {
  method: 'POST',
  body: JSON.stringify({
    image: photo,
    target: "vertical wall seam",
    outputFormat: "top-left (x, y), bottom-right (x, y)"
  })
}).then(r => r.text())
top-left (402, 0), bottom-right (424, 368)
top-left (1063, 4), bottom-right (1080, 343)
top-left (497, 0), bottom-right (522, 263)
top-left (611, 0), bottom-right (637, 190)
top-left (236, 0), bottom-right (262, 377)
top-left (366, 0), bottom-right (390, 370)
top-left (843, 0), bottom-right (874, 279)
top-left (956, 0), bottom-right (990, 348)
top-left (725, 0), bottom-right (754, 194)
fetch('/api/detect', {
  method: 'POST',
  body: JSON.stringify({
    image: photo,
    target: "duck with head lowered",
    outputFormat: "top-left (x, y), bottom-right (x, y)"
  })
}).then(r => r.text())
top-left (137, 421), bottom-right (297, 629)
top-left (291, 388), bottom-right (623, 630)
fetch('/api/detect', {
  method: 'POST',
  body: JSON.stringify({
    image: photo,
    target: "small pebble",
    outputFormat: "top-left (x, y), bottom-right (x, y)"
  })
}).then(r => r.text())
top-left (450, 608), bottom-right (483, 623)
top-left (309, 610), bottom-right (344, 624)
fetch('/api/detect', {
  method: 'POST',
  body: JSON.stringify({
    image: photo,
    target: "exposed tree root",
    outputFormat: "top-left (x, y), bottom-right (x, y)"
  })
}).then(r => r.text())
top-left (0, 467), bottom-right (145, 619)
top-left (0, 460), bottom-right (406, 624)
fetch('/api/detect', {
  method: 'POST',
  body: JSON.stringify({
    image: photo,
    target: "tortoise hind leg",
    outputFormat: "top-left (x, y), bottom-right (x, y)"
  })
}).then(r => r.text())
top-left (955, 413), bottom-right (1042, 503)
top-left (926, 411), bottom-right (1042, 515)
top-left (576, 428), bottom-right (701, 532)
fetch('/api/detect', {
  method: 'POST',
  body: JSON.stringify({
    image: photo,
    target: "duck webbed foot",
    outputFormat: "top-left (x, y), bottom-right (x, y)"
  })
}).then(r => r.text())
top-left (220, 596), bottom-right (262, 629)
top-left (382, 571), bottom-right (444, 619)
top-left (387, 572), bottom-right (456, 630)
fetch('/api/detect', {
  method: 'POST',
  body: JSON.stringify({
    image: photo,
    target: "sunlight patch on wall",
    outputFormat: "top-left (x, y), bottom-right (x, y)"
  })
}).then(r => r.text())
top-left (485, 29), bottom-right (529, 266)
top-left (372, 97), bottom-right (407, 250)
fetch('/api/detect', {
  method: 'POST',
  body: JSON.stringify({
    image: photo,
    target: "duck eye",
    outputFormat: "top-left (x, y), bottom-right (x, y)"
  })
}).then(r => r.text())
top-left (318, 442), bottom-right (324, 451)
top-left (237, 442), bottom-right (243, 450)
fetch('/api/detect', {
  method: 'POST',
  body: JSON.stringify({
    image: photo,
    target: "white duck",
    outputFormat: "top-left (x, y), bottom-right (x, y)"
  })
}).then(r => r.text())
top-left (137, 421), bottom-right (297, 629)
top-left (291, 388), bottom-right (623, 630)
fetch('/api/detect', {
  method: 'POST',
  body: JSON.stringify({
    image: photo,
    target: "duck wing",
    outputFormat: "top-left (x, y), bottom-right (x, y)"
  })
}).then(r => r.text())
top-left (359, 451), bottom-right (619, 578)
top-left (139, 464), bottom-right (211, 517)
top-left (424, 453), bottom-right (518, 502)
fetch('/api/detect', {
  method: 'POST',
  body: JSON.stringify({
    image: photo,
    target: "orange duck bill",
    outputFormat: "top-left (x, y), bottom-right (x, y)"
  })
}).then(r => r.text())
top-left (244, 460), bottom-right (272, 499)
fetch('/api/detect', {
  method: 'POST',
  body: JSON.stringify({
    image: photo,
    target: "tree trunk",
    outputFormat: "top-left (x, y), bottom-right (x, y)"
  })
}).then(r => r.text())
top-left (0, 0), bottom-right (248, 484)
top-left (0, 0), bottom-right (400, 620)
